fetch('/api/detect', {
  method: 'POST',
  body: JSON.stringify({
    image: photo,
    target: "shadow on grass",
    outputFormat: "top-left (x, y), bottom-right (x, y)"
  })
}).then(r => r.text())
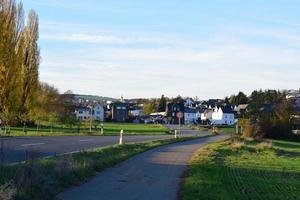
top-left (276, 149), bottom-right (300, 157)
top-left (271, 140), bottom-right (300, 149)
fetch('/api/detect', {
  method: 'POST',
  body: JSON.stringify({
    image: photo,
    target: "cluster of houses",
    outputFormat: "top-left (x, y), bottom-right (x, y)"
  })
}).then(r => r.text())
top-left (73, 96), bottom-right (244, 126)
top-left (165, 99), bottom-right (237, 126)
top-left (286, 89), bottom-right (300, 134)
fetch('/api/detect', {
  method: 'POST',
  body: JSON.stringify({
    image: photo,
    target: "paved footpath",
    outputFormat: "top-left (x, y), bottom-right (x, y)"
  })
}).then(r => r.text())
top-left (58, 134), bottom-right (228, 200)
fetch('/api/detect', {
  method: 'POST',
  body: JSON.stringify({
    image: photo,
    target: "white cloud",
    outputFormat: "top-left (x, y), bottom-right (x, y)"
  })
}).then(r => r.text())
top-left (39, 37), bottom-right (300, 99)
top-left (41, 33), bottom-right (128, 45)
top-left (36, 20), bottom-right (300, 98)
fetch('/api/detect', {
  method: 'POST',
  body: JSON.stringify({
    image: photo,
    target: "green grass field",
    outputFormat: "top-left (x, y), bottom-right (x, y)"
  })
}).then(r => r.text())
top-left (181, 139), bottom-right (300, 200)
top-left (1, 122), bottom-right (169, 137)
top-left (0, 135), bottom-right (210, 200)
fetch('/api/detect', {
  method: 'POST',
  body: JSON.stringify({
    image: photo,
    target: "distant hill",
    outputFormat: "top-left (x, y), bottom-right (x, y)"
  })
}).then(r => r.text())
top-left (74, 94), bottom-right (118, 103)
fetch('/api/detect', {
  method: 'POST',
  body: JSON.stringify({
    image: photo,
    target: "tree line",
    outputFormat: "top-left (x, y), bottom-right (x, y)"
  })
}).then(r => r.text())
top-left (0, 0), bottom-right (72, 132)
top-left (229, 90), bottom-right (298, 140)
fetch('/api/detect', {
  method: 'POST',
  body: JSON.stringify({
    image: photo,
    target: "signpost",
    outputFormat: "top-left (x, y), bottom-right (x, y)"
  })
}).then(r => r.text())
top-left (176, 111), bottom-right (184, 135)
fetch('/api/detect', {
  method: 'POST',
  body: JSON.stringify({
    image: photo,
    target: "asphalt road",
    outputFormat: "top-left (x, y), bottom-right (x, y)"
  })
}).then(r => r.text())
top-left (0, 135), bottom-right (170, 164)
top-left (0, 127), bottom-right (205, 164)
top-left (58, 134), bottom-right (229, 200)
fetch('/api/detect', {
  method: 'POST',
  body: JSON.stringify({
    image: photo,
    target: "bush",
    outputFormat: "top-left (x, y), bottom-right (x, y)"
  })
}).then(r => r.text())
top-left (260, 121), bottom-right (294, 140)
top-left (230, 141), bottom-right (245, 150)
top-left (242, 120), bottom-right (262, 139)
top-left (255, 141), bottom-right (273, 151)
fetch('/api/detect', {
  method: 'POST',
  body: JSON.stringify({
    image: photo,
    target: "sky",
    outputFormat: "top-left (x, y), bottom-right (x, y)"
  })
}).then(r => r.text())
top-left (22, 0), bottom-right (300, 99)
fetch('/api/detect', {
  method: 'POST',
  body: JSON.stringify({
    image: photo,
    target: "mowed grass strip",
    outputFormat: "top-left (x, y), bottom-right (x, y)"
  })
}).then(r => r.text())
top-left (181, 139), bottom-right (300, 200)
top-left (0, 134), bottom-right (210, 200)
top-left (4, 123), bottom-right (169, 137)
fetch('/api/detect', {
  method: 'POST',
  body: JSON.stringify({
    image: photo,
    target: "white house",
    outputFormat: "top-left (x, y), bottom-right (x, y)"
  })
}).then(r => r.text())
top-left (184, 108), bottom-right (198, 124)
top-left (200, 109), bottom-right (213, 121)
top-left (93, 103), bottom-right (105, 121)
top-left (211, 106), bottom-right (235, 125)
top-left (75, 103), bottom-right (105, 121)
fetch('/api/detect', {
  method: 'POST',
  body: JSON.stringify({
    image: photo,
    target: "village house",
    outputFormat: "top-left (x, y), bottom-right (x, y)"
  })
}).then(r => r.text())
top-left (211, 106), bottom-right (235, 126)
top-left (129, 105), bottom-right (143, 117)
top-left (75, 103), bottom-right (105, 121)
top-left (184, 108), bottom-right (198, 124)
top-left (200, 109), bottom-right (213, 122)
top-left (166, 102), bottom-right (185, 124)
top-left (111, 102), bottom-right (129, 122)
top-left (184, 98), bottom-right (196, 108)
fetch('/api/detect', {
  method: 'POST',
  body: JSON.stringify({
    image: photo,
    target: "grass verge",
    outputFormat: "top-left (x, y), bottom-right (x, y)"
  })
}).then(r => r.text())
top-left (181, 138), bottom-right (300, 200)
top-left (2, 123), bottom-right (170, 137)
top-left (0, 134), bottom-right (211, 200)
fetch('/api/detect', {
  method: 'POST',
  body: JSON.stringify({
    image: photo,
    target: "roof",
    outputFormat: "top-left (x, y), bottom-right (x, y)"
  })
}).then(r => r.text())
top-left (184, 108), bottom-right (197, 113)
top-left (220, 106), bottom-right (234, 114)
top-left (235, 104), bottom-right (249, 112)
top-left (75, 106), bottom-right (89, 111)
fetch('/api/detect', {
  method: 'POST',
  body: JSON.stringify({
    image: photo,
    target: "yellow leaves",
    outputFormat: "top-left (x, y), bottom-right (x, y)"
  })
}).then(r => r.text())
top-left (0, 0), bottom-right (40, 122)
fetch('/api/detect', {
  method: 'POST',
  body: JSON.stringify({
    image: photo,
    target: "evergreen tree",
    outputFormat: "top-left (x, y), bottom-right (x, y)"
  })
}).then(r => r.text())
top-left (157, 94), bottom-right (166, 112)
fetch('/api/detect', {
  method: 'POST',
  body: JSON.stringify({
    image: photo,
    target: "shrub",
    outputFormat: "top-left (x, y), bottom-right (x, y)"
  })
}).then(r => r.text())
top-left (54, 155), bottom-right (75, 176)
top-left (230, 141), bottom-right (245, 150)
top-left (242, 120), bottom-right (262, 139)
top-left (244, 137), bottom-right (254, 142)
top-left (256, 141), bottom-right (273, 151)
top-left (14, 151), bottom-right (56, 199)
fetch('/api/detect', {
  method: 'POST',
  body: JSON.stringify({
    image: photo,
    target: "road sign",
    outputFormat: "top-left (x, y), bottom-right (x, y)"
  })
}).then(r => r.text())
top-left (176, 111), bottom-right (183, 119)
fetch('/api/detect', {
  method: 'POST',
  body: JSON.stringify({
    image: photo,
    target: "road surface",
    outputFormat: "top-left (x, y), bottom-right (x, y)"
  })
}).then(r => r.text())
top-left (58, 134), bottom-right (228, 200)
top-left (0, 126), bottom-right (206, 164)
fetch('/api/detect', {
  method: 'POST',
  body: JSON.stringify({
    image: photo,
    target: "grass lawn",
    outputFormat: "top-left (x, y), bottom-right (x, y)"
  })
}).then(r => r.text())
top-left (181, 138), bottom-right (300, 200)
top-left (2, 122), bottom-right (170, 137)
top-left (0, 134), bottom-right (211, 200)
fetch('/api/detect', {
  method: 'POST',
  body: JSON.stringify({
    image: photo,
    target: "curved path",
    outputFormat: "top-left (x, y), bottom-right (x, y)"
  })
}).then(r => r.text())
top-left (58, 134), bottom-right (228, 200)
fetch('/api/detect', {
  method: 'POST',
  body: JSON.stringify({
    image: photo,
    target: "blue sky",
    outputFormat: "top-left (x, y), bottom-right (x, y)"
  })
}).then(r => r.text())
top-left (23, 0), bottom-right (300, 99)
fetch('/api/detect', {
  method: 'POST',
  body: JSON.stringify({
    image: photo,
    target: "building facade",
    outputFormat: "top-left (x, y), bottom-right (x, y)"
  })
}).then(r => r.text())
top-left (75, 103), bottom-right (105, 121)
top-left (166, 102), bottom-right (185, 124)
top-left (184, 108), bottom-right (198, 124)
top-left (111, 102), bottom-right (129, 122)
top-left (211, 106), bottom-right (235, 125)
